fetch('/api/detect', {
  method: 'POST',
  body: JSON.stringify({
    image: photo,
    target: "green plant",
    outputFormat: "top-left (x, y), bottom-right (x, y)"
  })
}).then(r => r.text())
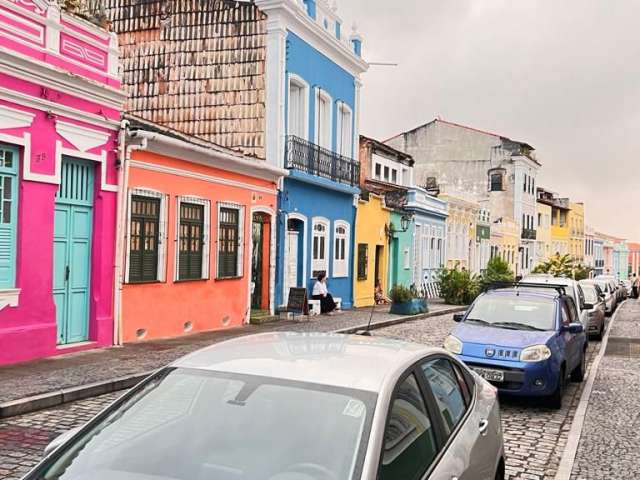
top-left (389, 284), bottom-right (413, 303)
top-left (481, 256), bottom-right (515, 289)
top-left (533, 254), bottom-right (591, 279)
top-left (438, 265), bottom-right (481, 305)
top-left (573, 264), bottom-right (593, 281)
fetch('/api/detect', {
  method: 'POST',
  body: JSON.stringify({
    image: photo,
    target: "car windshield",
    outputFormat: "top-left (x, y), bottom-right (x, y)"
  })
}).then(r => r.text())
top-left (465, 294), bottom-right (556, 331)
top-left (582, 285), bottom-right (599, 304)
top-left (33, 368), bottom-right (375, 480)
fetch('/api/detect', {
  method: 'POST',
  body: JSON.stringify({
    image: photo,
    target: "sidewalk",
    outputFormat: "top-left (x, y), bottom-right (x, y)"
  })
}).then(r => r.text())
top-left (568, 298), bottom-right (640, 479)
top-left (0, 300), bottom-right (462, 409)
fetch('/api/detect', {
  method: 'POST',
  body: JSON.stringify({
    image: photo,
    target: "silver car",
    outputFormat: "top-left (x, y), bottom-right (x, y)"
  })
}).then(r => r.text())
top-left (579, 281), bottom-right (607, 340)
top-left (23, 333), bottom-right (505, 480)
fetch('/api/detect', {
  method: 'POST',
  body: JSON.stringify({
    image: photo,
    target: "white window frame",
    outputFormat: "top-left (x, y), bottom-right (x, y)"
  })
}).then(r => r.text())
top-left (312, 216), bottom-right (330, 276)
top-left (125, 188), bottom-right (168, 283)
top-left (314, 88), bottom-right (333, 150)
top-left (287, 74), bottom-right (309, 140)
top-left (332, 220), bottom-right (350, 278)
top-left (175, 196), bottom-right (211, 281)
top-left (216, 201), bottom-right (245, 279)
top-left (335, 101), bottom-right (353, 158)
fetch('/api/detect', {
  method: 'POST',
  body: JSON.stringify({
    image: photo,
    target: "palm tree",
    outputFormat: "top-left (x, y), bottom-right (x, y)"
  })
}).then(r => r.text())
top-left (533, 253), bottom-right (576, 277)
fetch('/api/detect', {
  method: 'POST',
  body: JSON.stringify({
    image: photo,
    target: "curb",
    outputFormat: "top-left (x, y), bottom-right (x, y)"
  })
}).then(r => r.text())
top-left (553, 300), bottom-right (625, 480)
top-left (0, 305), bottom-right (466, 419)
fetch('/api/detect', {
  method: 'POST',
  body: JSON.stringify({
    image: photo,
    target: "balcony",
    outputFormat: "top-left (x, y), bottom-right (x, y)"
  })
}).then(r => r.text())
top-left (285, 135), bottom-right (360, 187)
top-left (522, 228), bottom-right (537, 240)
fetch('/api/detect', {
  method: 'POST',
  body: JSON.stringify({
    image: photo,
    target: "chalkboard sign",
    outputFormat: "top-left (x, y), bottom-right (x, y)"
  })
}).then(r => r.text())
top-left (287, 288), bottom-right (309, 315)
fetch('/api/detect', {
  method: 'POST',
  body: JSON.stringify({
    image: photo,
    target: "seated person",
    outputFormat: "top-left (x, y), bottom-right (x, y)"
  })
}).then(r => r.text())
top-left (312, 272), bottom-right (338, 315)
top-left (374, 279), bottom-right (390, 304)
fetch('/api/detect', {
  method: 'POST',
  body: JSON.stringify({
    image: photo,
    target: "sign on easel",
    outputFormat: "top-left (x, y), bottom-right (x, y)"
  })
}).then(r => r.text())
top-left (287, 288), bottom-right (309, 316)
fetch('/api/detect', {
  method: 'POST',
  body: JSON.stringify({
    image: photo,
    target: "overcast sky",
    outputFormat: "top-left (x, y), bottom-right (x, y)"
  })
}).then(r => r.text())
top-left (337, 0), bottom-right (640, 241)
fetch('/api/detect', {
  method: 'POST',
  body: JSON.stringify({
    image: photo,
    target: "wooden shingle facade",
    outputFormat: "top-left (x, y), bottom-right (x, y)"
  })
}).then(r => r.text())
top-left (106, 0), bottom-right (267, 158)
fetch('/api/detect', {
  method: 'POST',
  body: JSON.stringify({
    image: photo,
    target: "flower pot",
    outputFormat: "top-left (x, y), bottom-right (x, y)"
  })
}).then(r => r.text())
top-left (390, 298), bottom-right (428, 315)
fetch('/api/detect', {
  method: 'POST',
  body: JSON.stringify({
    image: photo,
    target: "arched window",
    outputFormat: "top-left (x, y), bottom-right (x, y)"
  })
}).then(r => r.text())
top-left (333, 221), bottom-right (350, 277)
top-left (312, 217), bottom-right (329, 277)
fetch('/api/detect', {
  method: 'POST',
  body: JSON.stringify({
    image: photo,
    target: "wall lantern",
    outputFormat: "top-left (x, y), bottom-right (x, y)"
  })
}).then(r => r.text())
top-left (385, 214), bottom-right (412, 240)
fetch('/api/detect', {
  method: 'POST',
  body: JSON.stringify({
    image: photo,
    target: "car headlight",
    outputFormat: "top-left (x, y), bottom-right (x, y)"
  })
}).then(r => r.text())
top-left (443, 335), bottom-right (463, 354)
top-left (520, 345), bottom-right (552, 363)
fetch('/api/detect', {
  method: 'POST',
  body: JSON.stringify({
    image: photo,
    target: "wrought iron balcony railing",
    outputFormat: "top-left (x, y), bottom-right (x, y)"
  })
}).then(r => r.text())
top-left (285, 135), bottom-right (360, 187)
top-left (522, 228), bottom-right (537, 240)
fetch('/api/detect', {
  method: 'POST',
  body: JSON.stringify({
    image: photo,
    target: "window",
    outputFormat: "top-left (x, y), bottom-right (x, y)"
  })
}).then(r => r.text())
top-left (379, 374), bottom-right (438, 480)
top-left (384, 166), bottom-right (390, 181)
top-left (177, 199), bottom-right (210, 281)
top-left (357, 244), bottom-right (368, 280)
top-left (315, 89), bottom-right (332, 150)
top-left (403, 247), bottom-right (411, 270)
top-left (333, 221), bottom-right (349, 277)
top-left (217, 205), bottom-right (244, 279)
top-left (391, 169), bottom-right (398, 184)
top-left (490, 173), bottom-right (503, 191)
top-left (422, 358), bottom-right (467, 436)
top-left (288, 76), bottom-right (308, 139)
top-left (560, 211), bottom-right (567, 227)
top-left (0, 146), bottom-right (18, 289)
top-left (312, 218), bottom-right (329, 277)
top-left (374, 163), bottom-right (381, 179)
top-left (523, 174), bottom-right (528, 192)
top-left (129, 195), bottom-right (161, 283)
top-left (336, 102), bottom-right (353, 157)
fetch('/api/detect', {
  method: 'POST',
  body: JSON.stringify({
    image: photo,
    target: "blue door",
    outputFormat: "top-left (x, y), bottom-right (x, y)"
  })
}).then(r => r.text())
top-left (53, 158), bottom-right (94, 345)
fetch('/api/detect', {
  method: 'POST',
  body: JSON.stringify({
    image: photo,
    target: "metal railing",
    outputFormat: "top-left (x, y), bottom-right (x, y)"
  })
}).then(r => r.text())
top-left (521, 228), bottom-right (537, 240)
top-left (285, 135), bottom-right (360, 187)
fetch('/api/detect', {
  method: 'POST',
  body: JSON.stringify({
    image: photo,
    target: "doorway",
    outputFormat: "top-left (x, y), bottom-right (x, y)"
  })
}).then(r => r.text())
top-left (374, 245), bottom-right (384, 297)
top-left (283, 218), bottom-right (304, 305)
top-left (53, 157), bottom-right (94, 345)
top-left (251, 212), bottom-right (270, 311)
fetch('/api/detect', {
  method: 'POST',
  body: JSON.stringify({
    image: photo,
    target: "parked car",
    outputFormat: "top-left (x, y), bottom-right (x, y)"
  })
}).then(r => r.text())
top-left (596, 275), bottom-right (622, 307)
top-left (620, 280), bottom-right (632, 298)
top-left (521, 274), bottom-right (589, 333)
top-left (24, 332), bottom-right (506, 480)
top-left (589, 278), bottom-right (616, 315)
top-left (445, 284), bottom-right (587, 409)
top-left (578, 281), bottom-right (607, 340)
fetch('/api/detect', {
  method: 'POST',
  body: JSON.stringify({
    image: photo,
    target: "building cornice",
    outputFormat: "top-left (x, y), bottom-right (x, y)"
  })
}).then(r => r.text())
top-left (255, 0), bottom-right (368, 76)
top-left (0, 47), bottom-right (126, 111)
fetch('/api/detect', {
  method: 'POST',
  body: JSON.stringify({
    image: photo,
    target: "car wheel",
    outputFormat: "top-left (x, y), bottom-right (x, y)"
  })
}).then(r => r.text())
top-left (571, 350), bottom-right (586, 382)
top-left (549, 367), bottom-right (565, 409)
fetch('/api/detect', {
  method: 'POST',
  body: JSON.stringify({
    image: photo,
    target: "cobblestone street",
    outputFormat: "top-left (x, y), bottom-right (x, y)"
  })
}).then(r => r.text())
top-left (0, 310), bottom-right (606, 480)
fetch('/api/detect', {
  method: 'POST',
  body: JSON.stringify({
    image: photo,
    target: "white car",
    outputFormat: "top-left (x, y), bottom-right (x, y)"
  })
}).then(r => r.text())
top-left (595, 275), bottom-right (621, 307)
top-left (25, 332), bottom-right (506, 480)
top-left (590, 278), bottom-right (616, 315)
top-left (521, 274), bottom-right (589, 332)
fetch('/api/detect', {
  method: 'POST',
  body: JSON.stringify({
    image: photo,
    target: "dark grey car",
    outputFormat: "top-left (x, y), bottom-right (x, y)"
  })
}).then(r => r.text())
top-left (579, 281), bottom-right (607, 340)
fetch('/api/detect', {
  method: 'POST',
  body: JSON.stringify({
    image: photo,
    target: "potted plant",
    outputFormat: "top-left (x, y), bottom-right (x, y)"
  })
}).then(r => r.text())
top-left (389, 285), bottom-right (428, 315)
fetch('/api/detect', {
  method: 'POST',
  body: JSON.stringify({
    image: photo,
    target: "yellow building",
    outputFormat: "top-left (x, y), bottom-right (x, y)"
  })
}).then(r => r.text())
top-left (440, 193), bottom-right (479, 272)
top-left (535, 201), bottom-right (552, 265)
top-left (569, 202), bottom-right (585, 263)
top-left (353, 193), bottom-right (391, 307)
top-left (490, 218), bottom-right (519, 274)
top-left (538, 188), bottom-right (570, 256)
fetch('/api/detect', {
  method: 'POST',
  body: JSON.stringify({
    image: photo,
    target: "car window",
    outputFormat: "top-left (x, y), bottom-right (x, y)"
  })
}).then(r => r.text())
top-left (564, 297), bottom-right (578, 324)
top-left (561, 302), bottom-right (571, 326)
top-left (576, 285), bottom-right (585, 309)
top-left (582, 285), bottom-right (598, 304)
top-left (465, 293), bottom-right (556, 330)
top-left (380, 373), bottom-right (438, 480)
top-left (421, 358), bottom-right (468, 437)
top-left (452, 363), bottom-right (472, 406)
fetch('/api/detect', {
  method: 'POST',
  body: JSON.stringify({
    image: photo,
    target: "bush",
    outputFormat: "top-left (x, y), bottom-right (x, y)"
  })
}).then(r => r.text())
top-left (438, 265), bottom-right (481, 305)
top-left (389, 284), bottom-right (413, 303)
top-left (481, 256), bottom-right (515, 289)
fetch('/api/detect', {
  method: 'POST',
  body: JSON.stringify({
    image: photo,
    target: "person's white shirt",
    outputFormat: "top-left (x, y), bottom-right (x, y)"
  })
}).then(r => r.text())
top-left (313, 280), bottom-right (328, 297)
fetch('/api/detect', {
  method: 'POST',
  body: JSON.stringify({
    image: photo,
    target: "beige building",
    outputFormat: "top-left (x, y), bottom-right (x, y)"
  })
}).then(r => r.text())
top-left (569, 202), bottom-right (585, 263)
top-left (440, 192), bottom-right (480, 272)
top-left (490, 218), bottom-right (520, 274)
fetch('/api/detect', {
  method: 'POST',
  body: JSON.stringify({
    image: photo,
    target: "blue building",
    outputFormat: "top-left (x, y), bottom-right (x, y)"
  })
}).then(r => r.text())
top-left (257, 0), bottom-right (368, 309)
top-left (404, 188), bottom-right (448, 287)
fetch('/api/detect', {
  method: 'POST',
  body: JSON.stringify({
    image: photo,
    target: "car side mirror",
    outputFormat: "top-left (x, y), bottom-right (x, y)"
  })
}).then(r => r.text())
top-left (44, 426), bottom-right (81, 457)
top-left (583, 303), bottom-right (594, 310)
top-left (563, 323), bottom-right (584, 334)
top-left (453, 313), bottom-right (465, 323)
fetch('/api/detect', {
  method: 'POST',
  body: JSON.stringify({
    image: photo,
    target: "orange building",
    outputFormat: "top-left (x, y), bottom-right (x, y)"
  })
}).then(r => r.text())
top-left (114, 119), bottom-right (286, 343)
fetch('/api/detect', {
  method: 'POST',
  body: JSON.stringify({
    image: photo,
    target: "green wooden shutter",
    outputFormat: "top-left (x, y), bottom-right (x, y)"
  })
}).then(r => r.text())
top-left (129, 196), bottom-right (160, 282)
top-left (0, 147), bottom-right (18, 289)
top-left (178, 202), bottom-right (204, 280)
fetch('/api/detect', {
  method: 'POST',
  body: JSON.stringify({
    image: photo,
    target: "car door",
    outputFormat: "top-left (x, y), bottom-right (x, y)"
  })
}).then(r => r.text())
top-left (560, 298), bottom-right (579, 370)
top-left (378, 371), bottom-right (442, 480)
top-left (419, 357), bottom-right (499, 480)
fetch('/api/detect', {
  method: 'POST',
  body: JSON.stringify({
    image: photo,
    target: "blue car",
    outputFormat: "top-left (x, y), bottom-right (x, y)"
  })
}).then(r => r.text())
top-left (443, 285), bottom-right (587, 409)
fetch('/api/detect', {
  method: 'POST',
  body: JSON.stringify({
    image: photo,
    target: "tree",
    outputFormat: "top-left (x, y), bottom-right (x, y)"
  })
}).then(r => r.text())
top-left (532, 254), bottom-right (592, 279)
top-left (481, 256), bottom-right (515, 289)
top-left (438, 264), bottom-right (481, 305)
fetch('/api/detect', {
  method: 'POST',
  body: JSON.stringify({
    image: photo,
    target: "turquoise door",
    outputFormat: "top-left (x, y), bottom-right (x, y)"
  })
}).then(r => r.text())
top-left (53, 158), bottom-right (94, 345)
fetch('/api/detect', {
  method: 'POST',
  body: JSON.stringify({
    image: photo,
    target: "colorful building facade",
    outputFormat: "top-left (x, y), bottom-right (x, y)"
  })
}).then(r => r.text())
top-left (0, 0), bottom-right (125, 364)
top-left (538, 188), bottom-right (570, 257)
top-left (535, 201), bottom-right (552, 265)
top-left (628, 242), bottom-right (640, 278)
top-left (490, 218), bottom-right (520, 274)
top-left (114, 121), bottom-right (285, 343)
top-left (355, 136), bottom-right (413, 306)
top-left (259, 0), bottom-right (368, 309)
top-left (441, 192), bottom-right (479, 272)
top-left (569, 202), bottom-right (585, 263)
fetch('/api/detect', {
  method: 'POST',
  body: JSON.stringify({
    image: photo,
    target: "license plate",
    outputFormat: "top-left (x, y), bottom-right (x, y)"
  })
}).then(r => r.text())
top-left (472, 367), bottom-right (504, 382)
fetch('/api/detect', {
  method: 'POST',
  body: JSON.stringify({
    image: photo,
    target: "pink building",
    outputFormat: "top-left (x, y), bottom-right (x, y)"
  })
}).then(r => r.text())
top-left (0, 0), bottom-right (125, 364)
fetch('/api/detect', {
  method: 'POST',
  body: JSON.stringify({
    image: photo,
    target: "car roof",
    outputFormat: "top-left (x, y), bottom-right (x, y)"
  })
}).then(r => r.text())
top-left (171, 332), bottom-right (442, 393)
top-left (522, 275), bottom-right (577, 286)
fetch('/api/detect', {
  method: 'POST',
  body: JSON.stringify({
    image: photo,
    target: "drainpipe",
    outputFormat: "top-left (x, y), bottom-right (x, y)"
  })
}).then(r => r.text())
top-left (113, 122), bottom-right (147, 346)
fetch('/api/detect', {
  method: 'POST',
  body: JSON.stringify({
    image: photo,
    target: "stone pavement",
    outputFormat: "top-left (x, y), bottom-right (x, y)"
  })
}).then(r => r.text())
top-left (569, 299), bottom-right (640, 479)
top-left (0, 301), bottom-right (457, 404)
